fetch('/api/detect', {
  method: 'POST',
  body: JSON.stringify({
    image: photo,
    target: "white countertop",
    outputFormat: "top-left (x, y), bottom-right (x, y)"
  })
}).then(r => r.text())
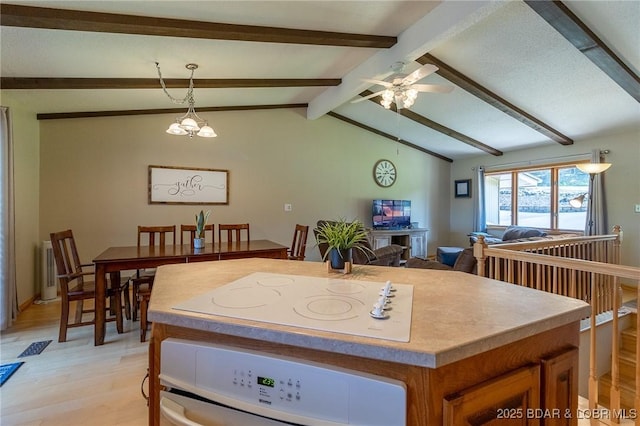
top-left (148, 258), bottom-right (590, 368)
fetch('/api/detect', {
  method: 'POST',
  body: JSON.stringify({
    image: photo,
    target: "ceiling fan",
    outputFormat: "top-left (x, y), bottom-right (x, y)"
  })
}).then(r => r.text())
top-left (352, 61), bottom-right (453, 110)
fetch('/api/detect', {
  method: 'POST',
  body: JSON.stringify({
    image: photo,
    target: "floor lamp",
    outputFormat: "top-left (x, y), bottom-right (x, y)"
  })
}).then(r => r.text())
top-left (575, 162), bottom-right (611, 235)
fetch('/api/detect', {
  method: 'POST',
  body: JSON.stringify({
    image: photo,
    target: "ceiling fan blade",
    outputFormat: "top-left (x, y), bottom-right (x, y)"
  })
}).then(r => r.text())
top-left (351, 90), bottom-right (385, 103)
top-left (362, 78), bottom-right (393, 88)
top-left (403, 63), bottom-right (438, 85)
top-left (411, 83), bottom-right (454, 94)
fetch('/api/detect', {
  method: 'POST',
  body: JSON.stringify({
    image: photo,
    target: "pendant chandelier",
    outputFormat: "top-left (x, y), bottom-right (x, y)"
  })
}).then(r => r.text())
top-left (156, 62), bottom-right (217, 138)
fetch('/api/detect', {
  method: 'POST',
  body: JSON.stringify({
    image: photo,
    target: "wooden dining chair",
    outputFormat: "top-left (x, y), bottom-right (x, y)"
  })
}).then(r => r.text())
top-left (288, 224), bottom-right (309, 261)
top-left (180, 224), bottom-right (214, 246)
top-left (131, 225), bottom-right (176, 322)
top-left (50, 229), bottom-right (126, 342)
top-left (218, 223), bottom-right (250, 243)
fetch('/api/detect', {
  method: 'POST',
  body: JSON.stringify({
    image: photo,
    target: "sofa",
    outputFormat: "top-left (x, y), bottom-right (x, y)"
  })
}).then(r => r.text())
top-left (314, 220), bottom-right (404, 267)
top-left (405, 247), bottom-right (477, 274)
top-left (468, 225), bottom-right (548, 245)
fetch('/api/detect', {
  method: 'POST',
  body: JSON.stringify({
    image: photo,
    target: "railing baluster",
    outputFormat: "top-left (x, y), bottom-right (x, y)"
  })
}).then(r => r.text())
top-left (589, 272), bottom-right (598, 411)
top-left (610, 276), bottom-right (621, 424)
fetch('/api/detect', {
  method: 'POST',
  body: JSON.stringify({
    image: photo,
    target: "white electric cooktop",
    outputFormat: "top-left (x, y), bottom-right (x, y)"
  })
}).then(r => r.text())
top-left (173, 272), bottom-right (413, 342)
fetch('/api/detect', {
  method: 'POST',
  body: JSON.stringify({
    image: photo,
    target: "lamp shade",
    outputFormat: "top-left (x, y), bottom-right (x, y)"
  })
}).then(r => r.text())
top-left (180, 117), bottom-right (200, 131)
top-left (197, 125), bottom-right (217, 138)
top-left (569, 194), bottom-right (586, 208)
top-left (576, 163), bottom-right (611, 174)
top-left (166, 123), bottom-right (188, 135)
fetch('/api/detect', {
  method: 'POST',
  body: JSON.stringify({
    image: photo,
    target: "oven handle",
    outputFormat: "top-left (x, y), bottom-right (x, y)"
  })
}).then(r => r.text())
top-left (160, 396), bottom-right (203, 426)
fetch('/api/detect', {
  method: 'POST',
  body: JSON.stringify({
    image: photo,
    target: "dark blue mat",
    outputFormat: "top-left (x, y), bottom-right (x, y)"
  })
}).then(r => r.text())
top-left (0, 362), bottom-right (24, 386)
top-left (18, 340), bottom-right (52, 358)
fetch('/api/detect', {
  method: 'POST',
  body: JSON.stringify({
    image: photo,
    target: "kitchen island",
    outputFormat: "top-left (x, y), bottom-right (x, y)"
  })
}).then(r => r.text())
top-left (148, 258), bottom-right (590, 425)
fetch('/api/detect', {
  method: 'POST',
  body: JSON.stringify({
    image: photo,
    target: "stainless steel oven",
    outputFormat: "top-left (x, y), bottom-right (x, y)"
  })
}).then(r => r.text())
top-left (160, 338), bottom-right (406, 426)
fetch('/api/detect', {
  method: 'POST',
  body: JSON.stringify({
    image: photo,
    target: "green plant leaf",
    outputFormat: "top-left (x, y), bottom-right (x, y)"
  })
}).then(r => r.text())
top-left (315, 218), bottom-right (374, 260)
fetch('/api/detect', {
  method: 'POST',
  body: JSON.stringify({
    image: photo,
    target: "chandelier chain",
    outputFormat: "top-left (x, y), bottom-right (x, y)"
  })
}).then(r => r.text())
top-left (155, 62), bottom-right (195, 105)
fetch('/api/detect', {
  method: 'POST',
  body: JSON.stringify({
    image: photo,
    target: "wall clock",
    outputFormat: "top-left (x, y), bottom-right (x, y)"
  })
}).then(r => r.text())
top-left (373, 159), bottom-right (397, 187)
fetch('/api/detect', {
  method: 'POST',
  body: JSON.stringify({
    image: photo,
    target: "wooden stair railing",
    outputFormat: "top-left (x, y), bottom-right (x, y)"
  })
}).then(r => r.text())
top-left (474, 226), bottom-right (622, 315)
top-left (472, 227), bottom-right (638, 423)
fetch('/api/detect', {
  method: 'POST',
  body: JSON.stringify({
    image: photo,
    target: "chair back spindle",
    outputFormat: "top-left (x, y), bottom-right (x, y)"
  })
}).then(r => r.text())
top-left (218, 223), bottom-right (250, 243)
top-left (288, 224), bottom-right (309, 261)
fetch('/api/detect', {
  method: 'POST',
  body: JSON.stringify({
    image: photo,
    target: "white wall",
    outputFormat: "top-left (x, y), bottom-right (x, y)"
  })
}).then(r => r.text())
top-left (450, 129), bottom-right (640, 269)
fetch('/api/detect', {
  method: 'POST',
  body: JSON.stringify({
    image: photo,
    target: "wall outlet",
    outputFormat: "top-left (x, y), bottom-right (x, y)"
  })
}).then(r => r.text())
top-left (284, 203), bottom-right (292, 212)
top-left (635, 204), bottom-right (640, 213)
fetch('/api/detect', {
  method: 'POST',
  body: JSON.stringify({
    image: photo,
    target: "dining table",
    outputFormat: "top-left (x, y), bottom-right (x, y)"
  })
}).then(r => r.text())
top-left (91, 240), bottom-right (288, 345)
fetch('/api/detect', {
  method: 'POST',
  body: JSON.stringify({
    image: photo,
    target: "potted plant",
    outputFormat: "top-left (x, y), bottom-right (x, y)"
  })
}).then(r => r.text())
top-left (315, 218), bottom-right (373, 270)
top-left (194, 209), bottom-right (211, 249)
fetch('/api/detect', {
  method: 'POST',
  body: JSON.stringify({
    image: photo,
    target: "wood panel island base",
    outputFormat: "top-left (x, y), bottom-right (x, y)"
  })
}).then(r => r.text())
top-left (148, 259), bottom-right (590, 426)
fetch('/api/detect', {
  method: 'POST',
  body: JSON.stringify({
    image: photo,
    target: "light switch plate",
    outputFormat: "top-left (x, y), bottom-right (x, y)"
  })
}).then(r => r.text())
top-left (635, 204), bottom-right (640, 213)
top-left (284, 203), bottom-right (292, 212)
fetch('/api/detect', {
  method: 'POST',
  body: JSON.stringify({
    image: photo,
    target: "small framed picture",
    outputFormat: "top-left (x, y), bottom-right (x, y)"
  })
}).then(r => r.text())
top-left (455, 179), bottom-right (471, 198)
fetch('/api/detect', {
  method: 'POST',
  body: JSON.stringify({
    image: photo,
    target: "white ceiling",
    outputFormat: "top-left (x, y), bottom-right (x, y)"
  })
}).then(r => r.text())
top-left (1, 0), bottom-right (639, 161)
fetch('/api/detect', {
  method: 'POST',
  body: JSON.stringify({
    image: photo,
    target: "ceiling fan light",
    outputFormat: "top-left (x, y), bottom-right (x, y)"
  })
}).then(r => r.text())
top-left (197, 125), bottom-right (217, 138)
top-left (382, 89), bottom-right (394, 101)
top-left (405, 88), bottom-right (418, 100)
top-left (381, 99), bottom-right (392, 109)
top-left (166, 122), bottom-right (188, 135)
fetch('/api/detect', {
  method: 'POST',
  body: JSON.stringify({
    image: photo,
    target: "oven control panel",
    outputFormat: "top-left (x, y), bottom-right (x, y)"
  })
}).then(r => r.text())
top-left (160, 338), bottom-right (406, 426)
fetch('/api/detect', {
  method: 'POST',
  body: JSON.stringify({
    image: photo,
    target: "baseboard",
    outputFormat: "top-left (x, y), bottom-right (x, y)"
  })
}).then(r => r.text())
top-left (18, 295), bottom-right (37, 313)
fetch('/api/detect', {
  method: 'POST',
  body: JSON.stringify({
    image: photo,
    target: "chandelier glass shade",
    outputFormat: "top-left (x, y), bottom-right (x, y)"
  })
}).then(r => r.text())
top-left (156, 62), bottom-right (217, 138)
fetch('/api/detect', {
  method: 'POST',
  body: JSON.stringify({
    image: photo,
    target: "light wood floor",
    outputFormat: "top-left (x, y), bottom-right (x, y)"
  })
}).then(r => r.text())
top-left (2, 296), bottom-right (636, 425)
top-left (1, 299), bottom-right (149, 425)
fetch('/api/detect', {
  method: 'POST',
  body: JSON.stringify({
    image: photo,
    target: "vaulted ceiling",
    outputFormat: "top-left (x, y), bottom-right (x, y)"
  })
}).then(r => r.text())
top-left (1, 1), bottom-right (638, 162)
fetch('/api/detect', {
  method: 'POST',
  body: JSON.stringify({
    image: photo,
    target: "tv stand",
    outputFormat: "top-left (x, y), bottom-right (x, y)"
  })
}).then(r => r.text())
top-left (368, 228), bottom-right (428, 263)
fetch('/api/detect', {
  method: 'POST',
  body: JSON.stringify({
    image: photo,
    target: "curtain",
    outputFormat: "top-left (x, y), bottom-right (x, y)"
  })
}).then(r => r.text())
top-left (585, 149), bottom-right (608, 236)
top-left (0, 106), bottom-right (18, 330)
top-left (473, 166), bottom-right (486, 232)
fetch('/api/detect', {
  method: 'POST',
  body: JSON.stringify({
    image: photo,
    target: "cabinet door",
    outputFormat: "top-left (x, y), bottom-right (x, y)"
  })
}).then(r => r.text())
top-left (372, 236), bottom-right (392, 250)
top-left (444, 365), bottom-right (541, 425)
top-left (410, 234), bottom-right (425, 258)
top-left (541, 347), bottom-right (578, 426)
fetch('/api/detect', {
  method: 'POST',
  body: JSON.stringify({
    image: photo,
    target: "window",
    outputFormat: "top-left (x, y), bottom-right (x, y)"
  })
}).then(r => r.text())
top-left (485, 164), bottom-right (588, 231)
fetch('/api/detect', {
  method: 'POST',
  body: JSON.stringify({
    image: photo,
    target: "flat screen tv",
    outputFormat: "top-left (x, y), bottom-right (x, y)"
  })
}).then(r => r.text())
top-left (372, 200), bottom-right (411, 229)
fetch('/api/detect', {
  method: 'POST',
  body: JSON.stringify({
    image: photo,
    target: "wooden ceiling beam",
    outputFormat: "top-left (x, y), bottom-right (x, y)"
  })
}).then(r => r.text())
top-left (361, 90), bottom-right (503, 157)
top-left (0, 4), bottom-right (396, 48)
top-left (1, 77), bottom-right (341, 90)
top-left (525, 0), bottom-right (639, 102)
top-left (417, 54), bottom-right (573, 146)
top-left (327, 112), bottom-right (453, 163)
top-left (36, 103), bottom-right (307, 120)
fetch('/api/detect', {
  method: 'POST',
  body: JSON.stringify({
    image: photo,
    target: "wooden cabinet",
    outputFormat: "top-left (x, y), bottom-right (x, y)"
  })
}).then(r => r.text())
top-left (442, 347), bottom-right (579, 426)
top-left (369, 228), bottom-right (428, 261)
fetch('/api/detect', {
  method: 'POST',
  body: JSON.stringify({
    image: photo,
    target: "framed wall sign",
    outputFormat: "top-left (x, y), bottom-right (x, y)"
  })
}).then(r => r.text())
top-left (455, 179), bottom-right (471, 198)
top-left (148, 165), bottom-right (229, 205)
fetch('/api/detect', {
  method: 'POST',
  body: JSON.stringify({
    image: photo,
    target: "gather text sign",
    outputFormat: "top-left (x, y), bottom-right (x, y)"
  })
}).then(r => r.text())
top-left (148, 165), bottom-right (229, 205)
